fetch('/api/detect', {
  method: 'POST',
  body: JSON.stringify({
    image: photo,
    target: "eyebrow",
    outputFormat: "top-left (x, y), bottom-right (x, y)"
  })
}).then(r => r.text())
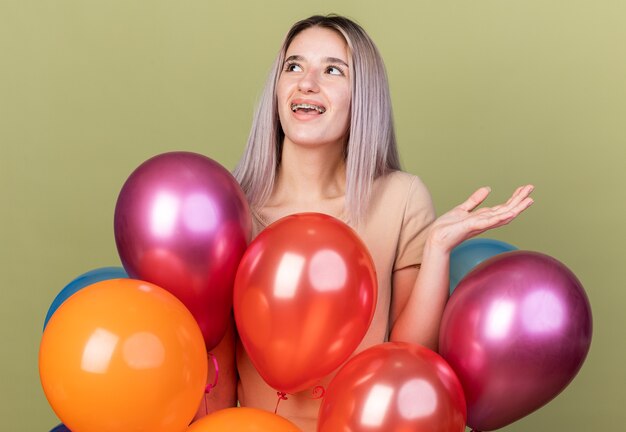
top-left (284, 55), bottom-right (349, 68)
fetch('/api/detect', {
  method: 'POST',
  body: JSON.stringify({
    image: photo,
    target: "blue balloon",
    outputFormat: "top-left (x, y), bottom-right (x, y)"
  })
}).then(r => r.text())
top-left (50, 424), bottom-right (71, 432)
top-left (43, 266), bottom-right (128, 330)
top-left (449, 238), bottom-right (517, 294)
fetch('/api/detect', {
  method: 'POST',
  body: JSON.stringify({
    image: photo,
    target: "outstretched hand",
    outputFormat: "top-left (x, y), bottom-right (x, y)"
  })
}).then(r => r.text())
top-left (428, 185), bottom-right (534, 254)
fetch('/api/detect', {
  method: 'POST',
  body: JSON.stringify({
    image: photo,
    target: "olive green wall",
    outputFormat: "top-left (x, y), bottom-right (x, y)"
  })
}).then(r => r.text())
top-left (2, 0), bottom-right (623, 430)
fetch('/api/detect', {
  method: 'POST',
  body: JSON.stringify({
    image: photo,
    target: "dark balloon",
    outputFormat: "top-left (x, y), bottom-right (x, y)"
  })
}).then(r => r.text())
top-left (439, 251), bottom-right (592, 431)
top-left (50, 424), bottom-right (71, 432)
top-left (318, 342), bottom-right (466, 432)
top-left (44, 267), bottom-right (128, 330)
top-left (234, 213), bottom-right (377, 394)
top-left (449, 238), bottom-right (517, 294)
top-left (114, 152), bottom-right (251, 350)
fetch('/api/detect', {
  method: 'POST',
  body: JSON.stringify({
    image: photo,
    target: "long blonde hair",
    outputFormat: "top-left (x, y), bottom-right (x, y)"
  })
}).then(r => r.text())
top-left (234, 14), bottom-right (401, 224)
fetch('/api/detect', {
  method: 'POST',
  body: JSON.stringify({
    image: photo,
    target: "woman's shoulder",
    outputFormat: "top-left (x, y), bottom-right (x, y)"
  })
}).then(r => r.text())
top-left (362, 170), bottom-right (434, 262)
top-left (374, 170), bottom-right (431, 201)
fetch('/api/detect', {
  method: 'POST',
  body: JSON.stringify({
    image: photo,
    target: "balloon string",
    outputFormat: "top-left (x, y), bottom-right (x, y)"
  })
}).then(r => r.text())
top-left (275, 391), bottom-right (288, 414)
top-left (205, 352), bottom-right (219, 394)
top-left (273, 386), bottom-right (324, 415)
top-left (203, 353), bottom-right (220, 415)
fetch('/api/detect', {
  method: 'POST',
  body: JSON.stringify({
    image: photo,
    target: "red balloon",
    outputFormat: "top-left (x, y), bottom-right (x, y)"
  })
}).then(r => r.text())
top-left (318, 342), bottom-right (467, 432)
top-left (114, 152), bottom-right (251, 350)
top-left (439, 251), bottom-right (592, 431)
top-left (234, 213), bottom-right (377, 394)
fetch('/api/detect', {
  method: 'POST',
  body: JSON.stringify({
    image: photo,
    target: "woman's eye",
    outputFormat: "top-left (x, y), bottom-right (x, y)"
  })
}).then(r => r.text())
top-left (326, 66), bottom-right (344, 76)
top-left (285, 63), bottom-right (302, 72)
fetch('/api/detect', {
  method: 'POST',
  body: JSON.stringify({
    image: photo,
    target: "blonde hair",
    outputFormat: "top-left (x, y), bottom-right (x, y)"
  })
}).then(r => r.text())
top-left (234, 14), bottom-right (400, 224)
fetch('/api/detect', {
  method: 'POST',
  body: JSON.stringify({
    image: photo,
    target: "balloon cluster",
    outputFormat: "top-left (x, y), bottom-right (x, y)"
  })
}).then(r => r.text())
top-left (39, 152), bottom-right (256, 432)
top-left (314, 239), bottom-right (592, 432)
top-left (39, 152), bottom-right (592, 432)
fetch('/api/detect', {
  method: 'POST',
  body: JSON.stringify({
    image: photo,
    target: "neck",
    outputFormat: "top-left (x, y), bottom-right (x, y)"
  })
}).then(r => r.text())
top-left (271, 138), bottom-right (346, 205)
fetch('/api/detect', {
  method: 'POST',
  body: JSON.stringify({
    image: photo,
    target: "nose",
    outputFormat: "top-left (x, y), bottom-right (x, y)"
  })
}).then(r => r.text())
top-left (297, 69), bottom-right (320, 93)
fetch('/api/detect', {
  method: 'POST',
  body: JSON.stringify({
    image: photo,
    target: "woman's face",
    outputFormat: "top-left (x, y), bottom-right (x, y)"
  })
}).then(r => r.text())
top-left (276, 26), bottom-right (351, 149)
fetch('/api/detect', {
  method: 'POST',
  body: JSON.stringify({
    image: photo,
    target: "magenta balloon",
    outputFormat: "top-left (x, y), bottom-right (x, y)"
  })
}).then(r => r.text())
top-left (114, 152), bottom-right (251, 351)
top-left (439, 251), bottom-right (592, 431)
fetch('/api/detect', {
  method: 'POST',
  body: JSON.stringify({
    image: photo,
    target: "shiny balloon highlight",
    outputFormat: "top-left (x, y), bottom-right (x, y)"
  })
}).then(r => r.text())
top-left (39, 278), bottom-right (208, 432)
top-left (114, 151), bottom-right (251, 350)
top-left (439, 251), bottom-right (592, 431)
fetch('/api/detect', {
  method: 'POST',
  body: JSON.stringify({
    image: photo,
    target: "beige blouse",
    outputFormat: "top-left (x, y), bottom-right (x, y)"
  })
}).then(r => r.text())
top-left (236, 170), bottom-right (435, 429)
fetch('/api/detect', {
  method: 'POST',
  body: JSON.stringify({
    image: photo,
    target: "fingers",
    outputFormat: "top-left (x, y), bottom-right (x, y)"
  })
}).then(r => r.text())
top-left (463, 184), bottom-right (534, 214)
top-left (457, 186), bottom-right (492, 212)
top-left (506, 184), bottom-right (534, 208)
top-left (431, 185), bottom-right (535, 251)
top-left (512, 195), bottom-right (535, 217)
top-left (461, 185), bottom-right (534, 235)
top-left (470, 193), bottom-right (534, 233)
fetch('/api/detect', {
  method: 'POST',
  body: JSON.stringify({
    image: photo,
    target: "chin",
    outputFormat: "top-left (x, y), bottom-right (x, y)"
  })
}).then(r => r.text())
top-left (286, 132), bottom-right (346, 148)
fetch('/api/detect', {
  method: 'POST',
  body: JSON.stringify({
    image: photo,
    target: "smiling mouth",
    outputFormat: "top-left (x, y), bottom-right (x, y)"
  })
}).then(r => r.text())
top-left (291, 103), bottom-right (326, 114)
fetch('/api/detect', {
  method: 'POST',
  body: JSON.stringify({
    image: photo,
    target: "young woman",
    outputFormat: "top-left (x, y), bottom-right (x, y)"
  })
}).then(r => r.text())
top-left (198, 15), bottom-right (534, 431)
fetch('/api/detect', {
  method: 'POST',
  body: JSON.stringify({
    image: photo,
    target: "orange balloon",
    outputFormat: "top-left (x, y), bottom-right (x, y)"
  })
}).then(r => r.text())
top-left (234, 213), bottom-right (377, 394)
top-left (39, 279), bottom-right (208, 432)
top-left (187, 407), bottom-right (301, 431)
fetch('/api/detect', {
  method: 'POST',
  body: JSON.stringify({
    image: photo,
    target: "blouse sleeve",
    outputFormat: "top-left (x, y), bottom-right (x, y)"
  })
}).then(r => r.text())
top-left (393, 175), bottom-right (436, 271)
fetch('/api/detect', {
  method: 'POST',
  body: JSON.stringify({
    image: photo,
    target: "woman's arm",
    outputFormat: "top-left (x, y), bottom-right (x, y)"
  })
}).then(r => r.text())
top-left (389, 185), bottom-right (534, 349)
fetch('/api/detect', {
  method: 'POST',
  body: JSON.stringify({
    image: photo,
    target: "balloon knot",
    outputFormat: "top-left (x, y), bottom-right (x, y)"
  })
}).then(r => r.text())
top-left (274, 391), bottom-right (289, 414)
top-left (310, 385), bottom-right (326, 399)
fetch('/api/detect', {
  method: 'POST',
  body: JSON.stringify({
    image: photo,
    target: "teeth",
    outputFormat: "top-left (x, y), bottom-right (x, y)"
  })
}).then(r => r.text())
top-left (291, 103), bottom-right (326, 114)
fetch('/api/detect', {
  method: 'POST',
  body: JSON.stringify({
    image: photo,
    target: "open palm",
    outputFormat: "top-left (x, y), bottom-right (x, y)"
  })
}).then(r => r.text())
top-left (429, 185), bottom-right (535, 253)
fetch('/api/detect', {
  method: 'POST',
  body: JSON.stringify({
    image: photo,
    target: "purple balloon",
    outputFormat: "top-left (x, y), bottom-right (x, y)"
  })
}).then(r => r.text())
top-left (114, 152), bottom-right (251, 351)
top-left (439, 251), bottom-right (592, 431)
